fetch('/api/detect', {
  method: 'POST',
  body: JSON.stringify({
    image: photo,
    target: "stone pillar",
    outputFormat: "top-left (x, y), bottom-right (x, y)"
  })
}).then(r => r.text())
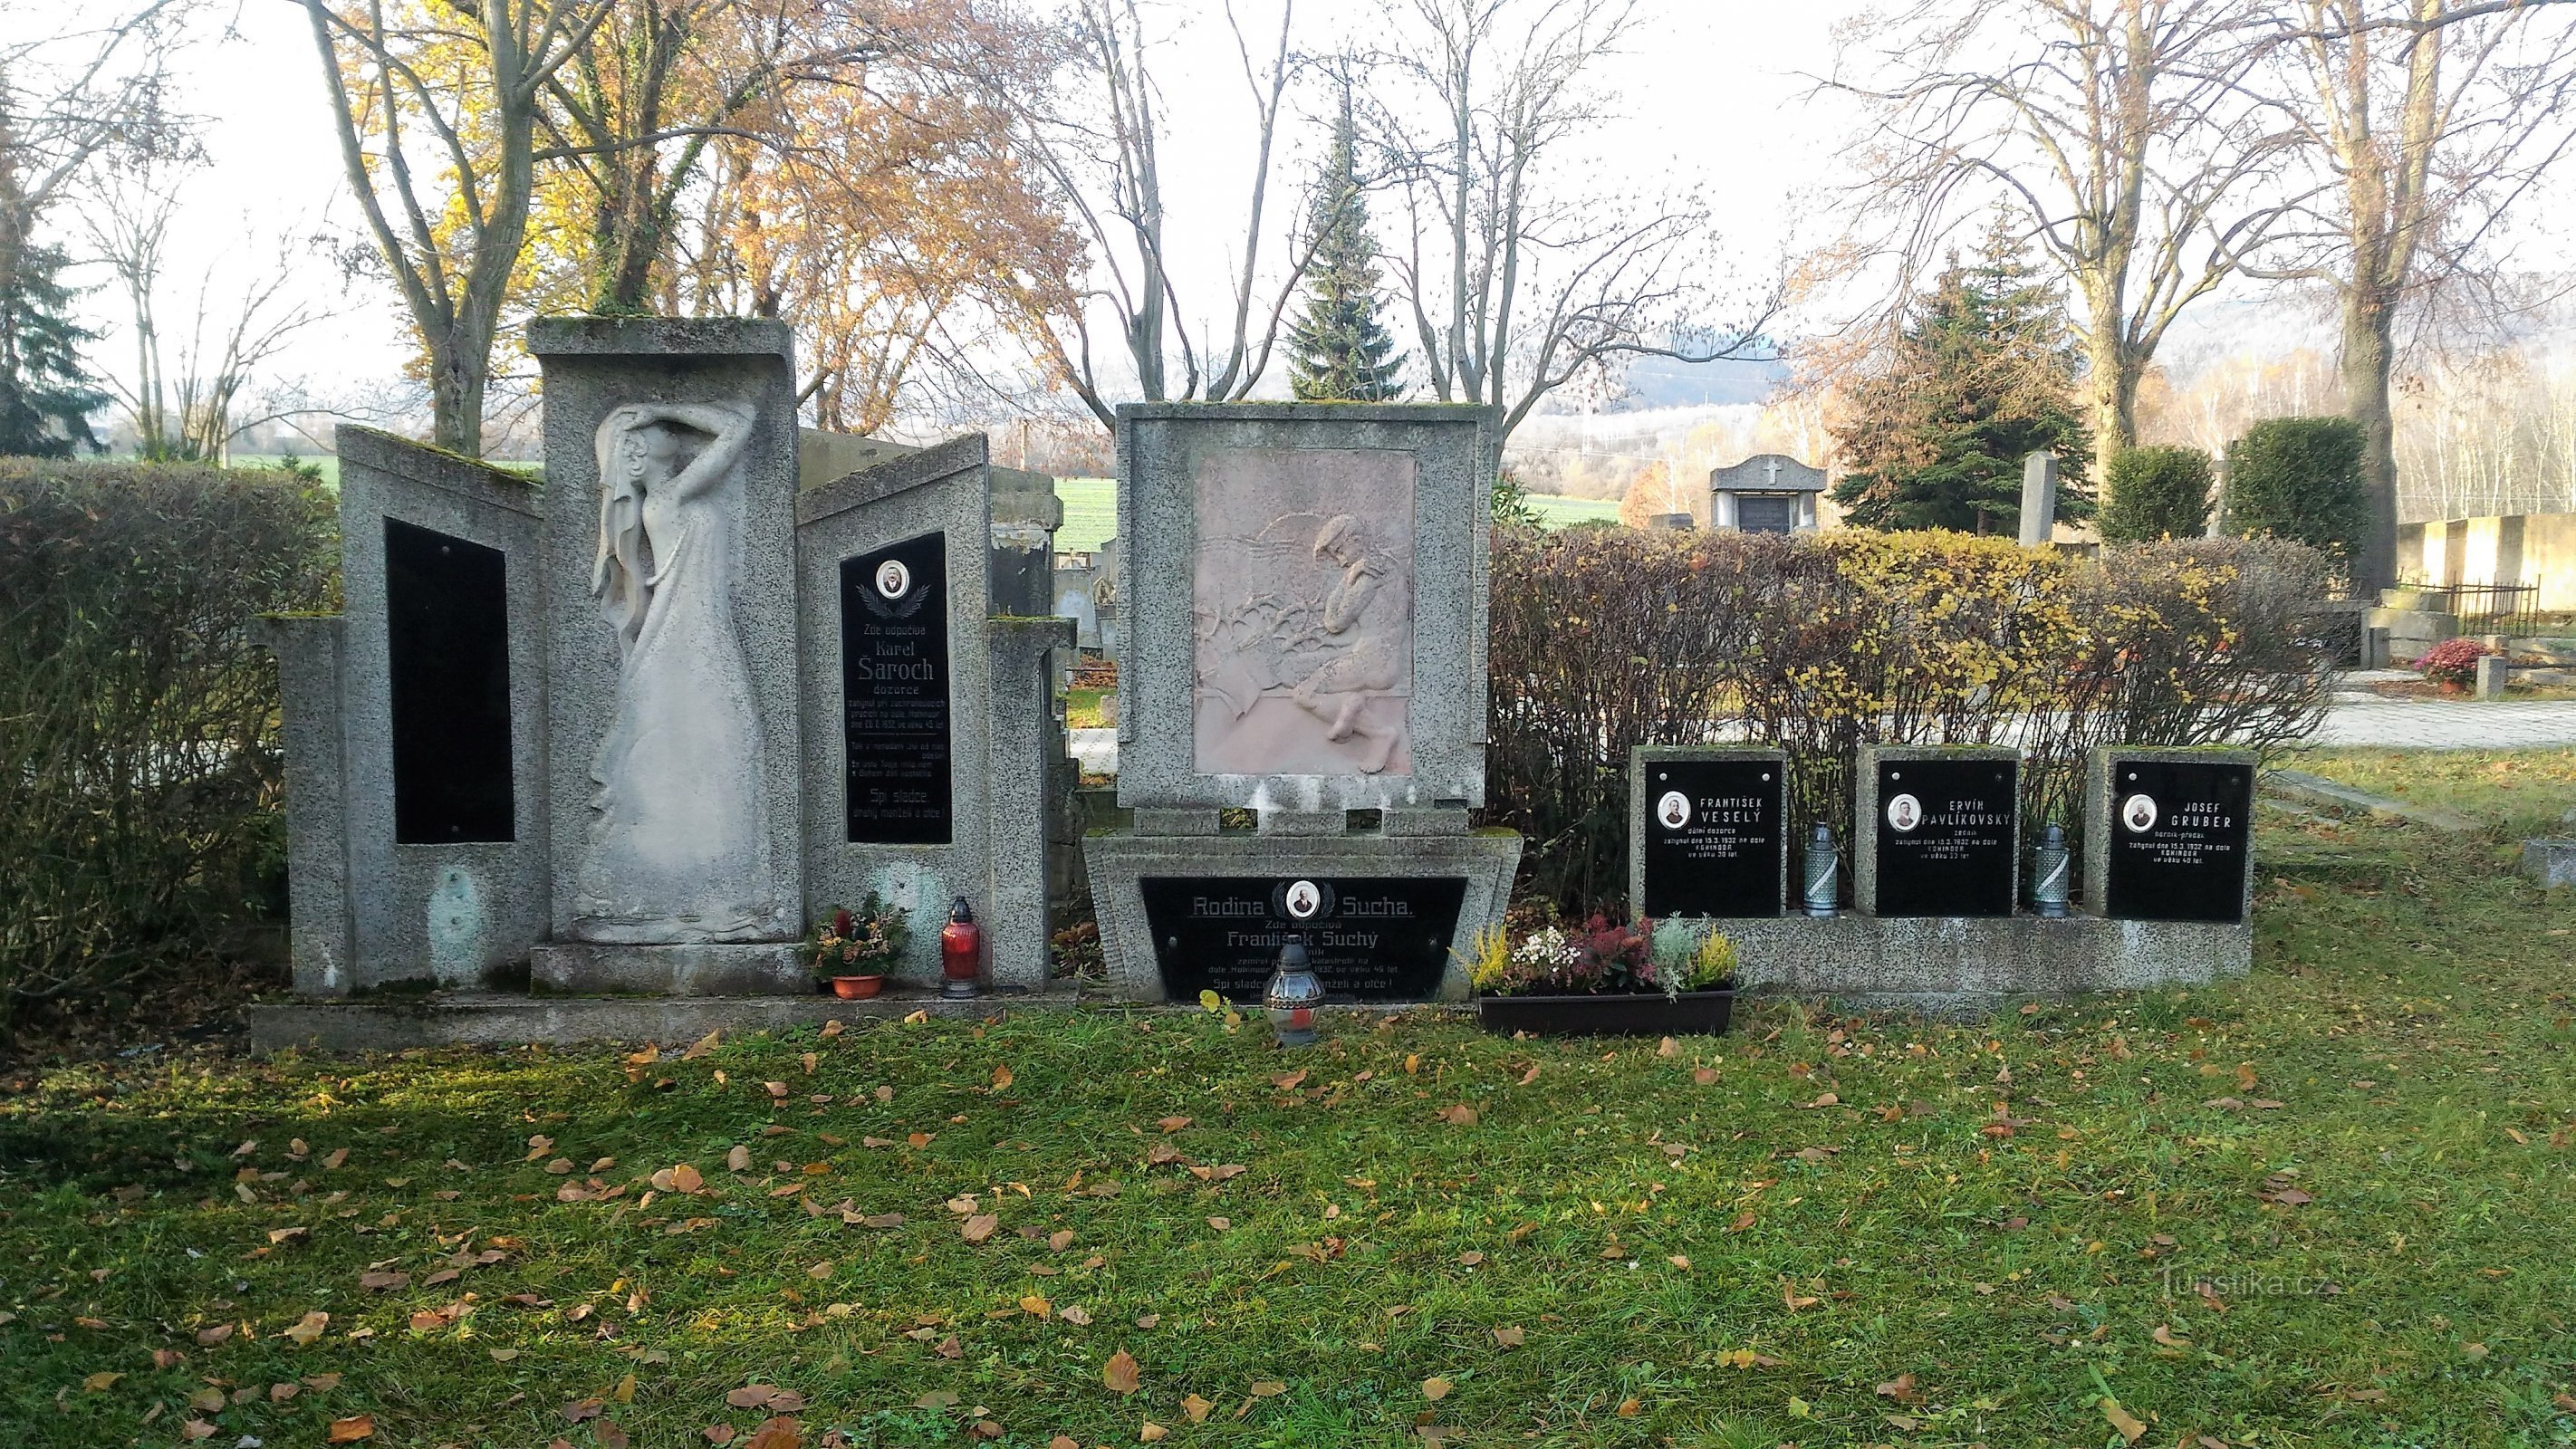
top-left (2018, 452), bottom-right (2059, 548)
top-left (2476, 654), bottom-right (2510, 700)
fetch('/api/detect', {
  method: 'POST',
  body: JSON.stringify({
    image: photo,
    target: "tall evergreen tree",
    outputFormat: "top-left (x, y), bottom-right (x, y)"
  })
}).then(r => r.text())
top-left (1830, 218), bottom-right (2089, 533)
top-left (0, 235), bottom-right (106, 457)
top-left (1287, 92), bottom-right (1404, 402)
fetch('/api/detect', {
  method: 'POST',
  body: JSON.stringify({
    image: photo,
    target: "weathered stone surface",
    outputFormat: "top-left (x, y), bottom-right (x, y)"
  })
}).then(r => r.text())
top-left (1084, 828), bottom-right (1522, 1002)
top-left (795, 432), bottom-right (1070, 991)
top-left (532, 318), bottom-right (803, 948)
top-left (1703, 912), bottom-right (2250, 1015)
top-left (2523, 839), bottom-right (2576, 888)
top-left (1115, 403), bottom-right (1501, 811)
top-left (529, 941), bottom-right (806, 996)
top-left (262, 427), bottom-right (550, 994)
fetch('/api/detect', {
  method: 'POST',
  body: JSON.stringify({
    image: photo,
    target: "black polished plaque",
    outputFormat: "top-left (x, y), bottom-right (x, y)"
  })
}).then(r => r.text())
top-left (2101, 758), bottom-right (2253, 923)
top-left (1872, 757), bottom-right (2016, 916)
top-left (841, 532), bottom-right (952, 844)
top-left (1139, 876), bottom-right (1468, 1003)
top-left (384, 518), bottom-right (514, 844)
top-left (1639, 757), bottom-right (1784, 917)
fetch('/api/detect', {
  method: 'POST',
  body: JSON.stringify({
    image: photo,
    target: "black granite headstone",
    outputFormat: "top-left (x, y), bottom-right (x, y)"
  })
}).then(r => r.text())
top-left (1639, 756), bottom-right (1785, 917)
top-left (1873, 757), bottom-right (2016, 916)
top-left (1139, 876), bottom-right (1467, 1003)
top-left (384, 518), bottom-right (514, 843)
top-left (2100, 758), bottom-right (2254, 923)
top-left (841, 531), bottom-right (952, 844)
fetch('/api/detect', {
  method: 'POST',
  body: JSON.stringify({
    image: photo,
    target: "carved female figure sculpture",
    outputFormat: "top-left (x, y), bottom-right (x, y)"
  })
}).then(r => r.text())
top-left (573, 401), bottom-right (780, 942)
top-left (1289, 513), bottom-right (1410, 773)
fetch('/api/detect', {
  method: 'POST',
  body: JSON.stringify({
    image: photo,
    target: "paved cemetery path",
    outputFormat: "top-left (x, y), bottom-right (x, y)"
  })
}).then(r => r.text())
top-left (2309, 700), bottom-right (2576, 750)
top-left (1072, 705), bottom-right (2576, 778)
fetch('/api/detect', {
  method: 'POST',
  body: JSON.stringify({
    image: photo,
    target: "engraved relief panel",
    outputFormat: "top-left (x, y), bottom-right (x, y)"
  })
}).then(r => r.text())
top-left (1191, 447), bottom-right (1416, 777)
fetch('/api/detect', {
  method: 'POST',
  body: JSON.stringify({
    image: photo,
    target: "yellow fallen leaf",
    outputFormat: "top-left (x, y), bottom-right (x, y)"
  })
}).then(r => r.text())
top-left (992, 1065), bottom-right (1014, 1090)
top-left (1021, 1294), bottom-right (1053, 1317)
top-left (1138, 1425), bottom-right (1166, 1444)
top-left (282, 1311), bottom-right (329, 1346)
top-left (2101, 1396), bottom-right (2148, 1443)
top-left (1181, 1394), bottom-right (1213, 1423)
top-left (82, 1371), bottom-right (121, 1391)
top-left (328, 1415), bottom-right (375, 1443)
top-left (1423, 1377), bottom-right (1453, 1401)
top-left (1104, 1348), bottom-right (1141, 1395)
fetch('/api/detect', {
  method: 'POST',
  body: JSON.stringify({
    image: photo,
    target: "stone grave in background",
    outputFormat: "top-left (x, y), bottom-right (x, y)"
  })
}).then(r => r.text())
top-left (1084, 403), bottom-right (1523, 1003)
top-left (1629, 746), bottom-right (1788, 918)
top-left (252, 318), bottom-right (1068, 1047)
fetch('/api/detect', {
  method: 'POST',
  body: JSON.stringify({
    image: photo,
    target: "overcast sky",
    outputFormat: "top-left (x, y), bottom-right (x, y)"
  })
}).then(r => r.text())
top-left (18, 0), bottom-right (1877, 424)
top-left (30, 0), bottom-right (2568, 434)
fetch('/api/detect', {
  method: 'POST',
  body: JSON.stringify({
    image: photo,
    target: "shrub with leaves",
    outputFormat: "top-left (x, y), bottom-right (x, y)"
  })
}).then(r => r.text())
top-left (2099, 446), bottom-right (2215, 542)
top-left (2415, 637), bottom-right (2490, 686)
top-left (0, 460), bottom-right (336, 1024)
top-left (2224, 417), bottom-right (2369, 565)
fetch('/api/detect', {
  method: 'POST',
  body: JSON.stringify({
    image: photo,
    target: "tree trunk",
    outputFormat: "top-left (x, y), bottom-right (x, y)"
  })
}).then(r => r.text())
top-left (2342, 284), bottom-right (2400, 597)
top-left (2084, 294), bottom-right (2136, 500)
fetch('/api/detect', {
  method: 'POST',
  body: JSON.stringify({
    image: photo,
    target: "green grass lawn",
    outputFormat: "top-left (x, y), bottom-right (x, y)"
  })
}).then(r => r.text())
top-left (7, 750), bottom-right (2576, 1447)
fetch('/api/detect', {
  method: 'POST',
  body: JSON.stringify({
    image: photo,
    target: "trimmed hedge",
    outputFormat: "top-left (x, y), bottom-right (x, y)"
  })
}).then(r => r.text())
top-left (2225, 417), bottom-right (2369, 564)
top-left (1484, 525), bottom-right (2331, 912)
top-left (0, 460), bottom-right (336, 1023)
top-left (2100, 445), bottom-right (2215, 542)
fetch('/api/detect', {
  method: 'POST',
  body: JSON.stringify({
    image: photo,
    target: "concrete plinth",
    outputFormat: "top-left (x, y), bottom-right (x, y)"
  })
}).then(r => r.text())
top-left (1713, 912), bottom-right (2251, 1014)
top-left (530, 941), bottom-right (806, 996)
top-left (246, 986), bottom-right (1072, 1051)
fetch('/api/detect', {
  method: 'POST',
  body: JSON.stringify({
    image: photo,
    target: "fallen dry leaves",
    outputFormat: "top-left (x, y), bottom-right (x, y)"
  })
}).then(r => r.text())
top-left (1104, 1348), bottom-right (1141, 1395)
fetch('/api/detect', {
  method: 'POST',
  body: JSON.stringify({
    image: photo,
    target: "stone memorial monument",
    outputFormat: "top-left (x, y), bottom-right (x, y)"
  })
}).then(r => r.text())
top-left (1629, 746), bottom-right (1788, 918)
top-left (1708, 454), bottom-right (1826, 533)
top-left (1084, 403), bottom-right (1522, 1003)
top-left (1856, 745), bottom-right (2020, 917)
top-left (253, 317), bottom-right (1068, 1045)
top-left (2084, 746), bottom-right (2255, 924)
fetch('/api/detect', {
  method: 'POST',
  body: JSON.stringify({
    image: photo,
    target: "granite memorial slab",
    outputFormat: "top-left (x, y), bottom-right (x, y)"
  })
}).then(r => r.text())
top-left (1139, 875), bottom-right (1468, 1002)
top-left (1629, 745), bottom-right (1787, 918)
top-left (1857, 746), bottom-right (2019, 918)
top-left (2084, 746), bottom-right (2255, 924)
top-left (840, 531), bottom-right (953, 845)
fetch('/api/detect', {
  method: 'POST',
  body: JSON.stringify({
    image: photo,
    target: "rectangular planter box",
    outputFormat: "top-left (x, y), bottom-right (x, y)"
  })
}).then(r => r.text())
top-left (1475, 989), bottom-right (1734, 1038)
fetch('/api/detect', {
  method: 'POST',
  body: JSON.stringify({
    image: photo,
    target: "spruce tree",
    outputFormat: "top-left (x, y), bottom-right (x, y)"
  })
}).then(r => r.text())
top-left (1830, 218), bottom-right (2089, 533)
top-left (0, 236), bottom-right (107, 457)
top-left (1287, 94), bottom-right (1404, 402)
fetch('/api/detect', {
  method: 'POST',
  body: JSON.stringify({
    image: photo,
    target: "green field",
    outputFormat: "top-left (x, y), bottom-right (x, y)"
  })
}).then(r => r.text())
top-left (9, 749), bottom-right (2576, 1445)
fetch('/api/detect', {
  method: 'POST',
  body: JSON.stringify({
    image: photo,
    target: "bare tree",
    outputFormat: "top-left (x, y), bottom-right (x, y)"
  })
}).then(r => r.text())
top-left (1368, 0), bottom-right (1775, 438)
top-left (299, 0), bottom-right (615, 455)
top-left (2250, 0), bottom-right (2576, 593)
top-left (0, 0), bottom-right (199, 294)
top-left (1827, 0), bottom-right (2304, 496)
top-left (82, 154), bottom-right (339, 460)
top-left (1003, 0), bottom-right (1322, 427)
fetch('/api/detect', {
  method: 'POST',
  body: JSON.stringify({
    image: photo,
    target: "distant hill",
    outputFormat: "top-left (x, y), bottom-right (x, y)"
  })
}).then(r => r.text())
top-left (1602, 354), bottom-right (1789, 409)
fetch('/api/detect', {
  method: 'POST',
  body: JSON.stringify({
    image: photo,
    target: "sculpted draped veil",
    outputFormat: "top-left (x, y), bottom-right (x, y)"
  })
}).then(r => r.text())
top-left (572, 401), bottom-right (783, 943)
